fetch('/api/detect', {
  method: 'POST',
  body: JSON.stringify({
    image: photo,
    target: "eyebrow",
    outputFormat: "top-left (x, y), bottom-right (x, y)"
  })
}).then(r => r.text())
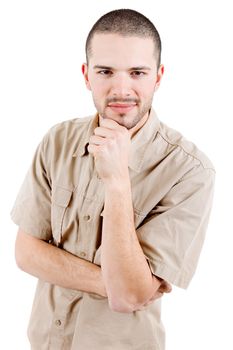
top-left (93, 65), bottom-right (151, 71)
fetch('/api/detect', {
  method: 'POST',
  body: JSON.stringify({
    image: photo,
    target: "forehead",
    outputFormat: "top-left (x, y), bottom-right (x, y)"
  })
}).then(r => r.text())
top-left (89, 33), bottom-right (156, 68)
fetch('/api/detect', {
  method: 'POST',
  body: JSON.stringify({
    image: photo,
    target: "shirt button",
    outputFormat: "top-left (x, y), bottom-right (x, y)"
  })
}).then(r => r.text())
top-left (83, 214), bottom-right (91, 221)
top-left (55, 319), bottom-right (61, 326)
top-left (80, 251), bottom-right (86, 257)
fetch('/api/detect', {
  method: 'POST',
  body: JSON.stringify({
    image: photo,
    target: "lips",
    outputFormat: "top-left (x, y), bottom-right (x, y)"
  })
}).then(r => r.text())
top-left (108, 103), bottom-right (136, 107)
top-left (107, 103), bottom-right (137, 113)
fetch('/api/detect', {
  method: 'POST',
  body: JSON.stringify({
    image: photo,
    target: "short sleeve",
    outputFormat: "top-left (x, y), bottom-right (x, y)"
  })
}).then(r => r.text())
top-left (10, 134), bottom-right (52, 240)
top-left (136, 165), bottom-right (215, 289)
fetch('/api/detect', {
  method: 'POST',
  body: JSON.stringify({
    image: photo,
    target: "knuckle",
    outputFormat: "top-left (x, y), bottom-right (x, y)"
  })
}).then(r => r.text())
top-left (94, 127), bottom-right (100, 135)
top-left (108, 138), bottom-right (115, 146)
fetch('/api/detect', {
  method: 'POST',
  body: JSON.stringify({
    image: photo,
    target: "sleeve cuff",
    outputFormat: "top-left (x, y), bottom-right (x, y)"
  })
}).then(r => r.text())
top-left (146, 257), bottom-right (193, 289)
top-left (10, 207), bottom-right (52, 241)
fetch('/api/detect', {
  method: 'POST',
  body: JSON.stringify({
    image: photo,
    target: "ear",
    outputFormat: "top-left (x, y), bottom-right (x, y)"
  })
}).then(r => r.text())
top-left (154, 64), bottom-right (164, 92)
top-left (82, 63), bottom-right (91, 91)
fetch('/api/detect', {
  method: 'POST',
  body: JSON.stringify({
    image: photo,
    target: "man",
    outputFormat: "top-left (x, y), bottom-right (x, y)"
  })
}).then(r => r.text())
top-left (11, 8), bottom-right (215, 350)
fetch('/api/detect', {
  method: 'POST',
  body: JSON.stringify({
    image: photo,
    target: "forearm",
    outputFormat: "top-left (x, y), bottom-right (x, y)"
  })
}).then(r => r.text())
top-left (101, 176), bottom-right (158, 311)
top-left (15, 229), bottom-right (107, 297)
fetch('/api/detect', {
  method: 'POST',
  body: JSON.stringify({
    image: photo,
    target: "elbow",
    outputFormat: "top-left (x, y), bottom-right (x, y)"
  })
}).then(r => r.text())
top-left (14, 230), bottom-right (30, 271)
top-left (108, 293), bottom-right (144, 313)
top-left (15, 240), bottom-right (26, 271)
top-left (109, 299), bottom-right (135, 313)
top-left (106, 279), bottom-right (155, 313)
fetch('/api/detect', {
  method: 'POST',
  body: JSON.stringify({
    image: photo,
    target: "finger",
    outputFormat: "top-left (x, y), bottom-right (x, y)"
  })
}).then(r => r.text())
top-left (147, 292), bottom-right (164, 302)
top-left (135, 292), bottom-right (165, 311)
top-left (87, 143), bottom-right (99, 156)
top-left (158, 281), bottom-right (172, 293)
top-left (145, 291), bottom-right (164, 305)
top-left (153, 291), bottom-right (164, 300)
top-left (94, 126), bottom-right (117, 138)
top-left (89, 135), bottom-right (106, 145)
top-left (99, 117), bottom-right (126, 130)
top-left (158, 285), bottom-right (171, 294)
top-left (137, 292), bottom-right (164, 310)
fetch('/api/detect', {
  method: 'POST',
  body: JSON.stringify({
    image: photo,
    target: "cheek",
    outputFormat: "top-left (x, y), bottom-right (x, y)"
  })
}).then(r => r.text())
top-left (136, 79), bottom-right (156, 95)
top-left (90, 79), bottom-right (108, 95)
top-left (90, 86), bottom-right (107, 107)
top-left (137, 87), bottom-right (155, 101)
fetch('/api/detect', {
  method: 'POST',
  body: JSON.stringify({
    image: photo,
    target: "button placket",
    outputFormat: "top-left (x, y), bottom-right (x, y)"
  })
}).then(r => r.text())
top-left (55, 319), bottom-right (62, 327)
top-left (83, 214), bottom-right (91, 221)
top-left (79, 215), bottom-right (91, 259)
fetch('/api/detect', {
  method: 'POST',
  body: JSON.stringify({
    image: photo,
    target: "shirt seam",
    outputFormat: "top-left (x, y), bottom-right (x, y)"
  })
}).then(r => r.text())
top-left (175, 164), bottom-right (215, 185)
top-left (157, 130), bottom-right (215, 171)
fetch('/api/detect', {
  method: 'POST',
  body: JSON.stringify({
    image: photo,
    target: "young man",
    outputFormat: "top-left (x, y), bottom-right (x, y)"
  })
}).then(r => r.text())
top-left (11, 9), bottom-right (215, 350)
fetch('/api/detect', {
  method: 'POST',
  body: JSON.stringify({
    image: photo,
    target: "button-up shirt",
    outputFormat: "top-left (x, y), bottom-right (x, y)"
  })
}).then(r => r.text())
top-left (11, 108), bottom-right (215, 350)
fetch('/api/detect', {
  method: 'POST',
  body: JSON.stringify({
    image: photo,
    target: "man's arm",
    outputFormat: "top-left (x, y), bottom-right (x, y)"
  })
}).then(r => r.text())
top-left (87, 117), bottom-right (172, 313)
top-left (101, 177), bottom-right (171, 313)
top-left (15, 229), bottom-right (107, 297)
top-left (15, 229), bottom-right (169, 311)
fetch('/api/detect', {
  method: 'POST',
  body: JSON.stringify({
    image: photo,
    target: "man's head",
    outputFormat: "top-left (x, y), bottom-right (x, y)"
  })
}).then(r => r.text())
top-left (85, 9), bottom-right (162, 70)
top-left (82, 9), bottom-right (164, 131)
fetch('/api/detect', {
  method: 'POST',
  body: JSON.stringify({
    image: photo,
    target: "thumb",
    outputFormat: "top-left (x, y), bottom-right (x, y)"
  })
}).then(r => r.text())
top-left (158, 280), bottom-right (172, 293)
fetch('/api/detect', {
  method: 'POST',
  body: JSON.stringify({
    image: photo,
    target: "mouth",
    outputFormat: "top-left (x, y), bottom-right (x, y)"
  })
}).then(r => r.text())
top-left (107, 103), bottom-right (137, 114)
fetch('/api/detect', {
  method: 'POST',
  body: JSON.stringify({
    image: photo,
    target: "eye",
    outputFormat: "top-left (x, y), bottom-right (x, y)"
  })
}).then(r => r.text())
top-left (98, 70), bottom-right (113, 76)
top-left (131, 71), bottom-right (146, 77)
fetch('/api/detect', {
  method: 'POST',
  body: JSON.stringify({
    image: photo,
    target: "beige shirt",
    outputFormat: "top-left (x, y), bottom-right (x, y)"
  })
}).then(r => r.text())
top-left (11, 108), bottom-right (215, 350)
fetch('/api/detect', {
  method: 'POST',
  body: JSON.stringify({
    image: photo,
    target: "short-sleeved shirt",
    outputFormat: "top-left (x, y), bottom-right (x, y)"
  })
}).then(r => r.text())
top-left (11, 108), bottom-right (215, 350)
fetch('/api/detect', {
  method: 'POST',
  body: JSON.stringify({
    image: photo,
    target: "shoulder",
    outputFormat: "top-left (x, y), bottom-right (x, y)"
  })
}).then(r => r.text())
top-left (41, 115), bottom-right (94, 150)
top-left (35, 114), bottom-right (95, 170)
top-left (157, 120), bottom-right (215, 172)
top-left (47, 115), bottom-right (93, 140)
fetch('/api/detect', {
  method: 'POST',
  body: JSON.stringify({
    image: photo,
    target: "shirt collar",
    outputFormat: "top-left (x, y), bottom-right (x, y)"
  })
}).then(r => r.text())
top-left (73, 108), bottom-right (160, 173)
top-left (72, 112), bottom-right (99, 158)
top-left (128, 107), bottom-right (160, 172)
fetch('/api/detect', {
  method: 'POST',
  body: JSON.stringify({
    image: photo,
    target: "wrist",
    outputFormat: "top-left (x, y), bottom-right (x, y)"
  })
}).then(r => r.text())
top-left (104, 174), bottom-right (131, 192)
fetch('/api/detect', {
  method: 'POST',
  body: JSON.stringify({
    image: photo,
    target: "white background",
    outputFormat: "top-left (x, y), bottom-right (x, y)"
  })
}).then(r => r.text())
top-left (0, 0), bottom-right (232, 349)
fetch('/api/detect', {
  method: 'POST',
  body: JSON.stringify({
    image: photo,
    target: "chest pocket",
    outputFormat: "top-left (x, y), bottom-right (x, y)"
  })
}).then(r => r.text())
top-left (51, 185), bottom-right (73, 246)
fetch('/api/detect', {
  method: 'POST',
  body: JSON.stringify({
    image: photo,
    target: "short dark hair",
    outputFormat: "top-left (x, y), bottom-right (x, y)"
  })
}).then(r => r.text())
top-left (85, 9), bottom-right (162, 69)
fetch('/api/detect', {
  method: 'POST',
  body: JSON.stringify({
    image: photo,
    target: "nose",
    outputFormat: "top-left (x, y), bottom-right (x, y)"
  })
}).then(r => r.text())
top-left (110, 73), bottom-right (132, 98)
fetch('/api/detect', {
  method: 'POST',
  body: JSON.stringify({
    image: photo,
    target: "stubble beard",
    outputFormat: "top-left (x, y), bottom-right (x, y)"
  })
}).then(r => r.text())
top-left (96, 99), bottom-right (153, 130)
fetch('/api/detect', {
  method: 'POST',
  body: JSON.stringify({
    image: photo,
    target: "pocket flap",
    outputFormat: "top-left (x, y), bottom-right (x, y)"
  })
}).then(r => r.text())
top-left (52, 186), bottom-right (72, 207)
